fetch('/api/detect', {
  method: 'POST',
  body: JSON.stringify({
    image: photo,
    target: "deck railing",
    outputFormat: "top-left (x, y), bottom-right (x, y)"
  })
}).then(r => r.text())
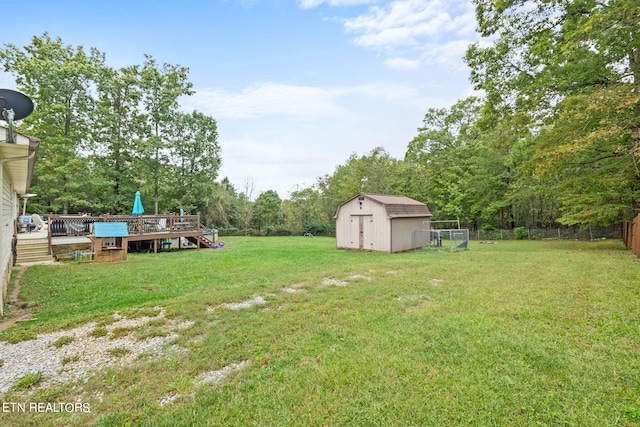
top-left (47, 214), bottom-right (200, 238)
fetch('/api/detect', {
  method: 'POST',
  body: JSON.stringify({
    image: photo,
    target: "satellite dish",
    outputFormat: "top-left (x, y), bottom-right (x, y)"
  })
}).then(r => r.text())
top-left (0, 88), bottom-right (34, 121)
top-left (0, 89), bottom-right (34, 143)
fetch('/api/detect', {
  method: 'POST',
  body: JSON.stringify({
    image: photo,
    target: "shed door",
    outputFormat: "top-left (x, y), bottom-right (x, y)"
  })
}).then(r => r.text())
top-left (359, 216), bottom-right (364, 249)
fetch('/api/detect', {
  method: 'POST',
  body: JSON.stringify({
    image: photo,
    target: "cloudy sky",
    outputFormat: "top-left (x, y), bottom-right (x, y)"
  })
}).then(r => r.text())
top-left (1, 0), bottom-right (480, 198)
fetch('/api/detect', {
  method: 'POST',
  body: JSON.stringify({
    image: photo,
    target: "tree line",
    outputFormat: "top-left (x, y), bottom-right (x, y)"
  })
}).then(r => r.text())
top-left (3, 0), bottom-right (638, 235)
top-left (0, 34), bottom-right (221, 222)
top-left (290, 0), bottom-right (640, 233)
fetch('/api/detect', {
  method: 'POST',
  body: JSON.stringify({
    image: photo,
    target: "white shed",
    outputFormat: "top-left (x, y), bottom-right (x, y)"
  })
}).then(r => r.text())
top-left (334, 193), bottom-right (432, 253)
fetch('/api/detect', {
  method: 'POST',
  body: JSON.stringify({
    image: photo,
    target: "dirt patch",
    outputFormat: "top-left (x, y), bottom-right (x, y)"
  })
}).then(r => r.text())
top-left (0, 266), bottom-right (34, 331)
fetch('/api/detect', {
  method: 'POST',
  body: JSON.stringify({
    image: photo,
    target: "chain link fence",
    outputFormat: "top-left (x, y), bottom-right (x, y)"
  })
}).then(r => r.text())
top-left (473, 225), bottom-right (620, 241)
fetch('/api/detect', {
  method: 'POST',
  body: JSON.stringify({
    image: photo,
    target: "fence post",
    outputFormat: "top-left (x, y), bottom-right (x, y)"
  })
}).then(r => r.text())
top-left (624, 213), bottom-right (640, 258)
top-left (631, 214), bottom-right (640, 257)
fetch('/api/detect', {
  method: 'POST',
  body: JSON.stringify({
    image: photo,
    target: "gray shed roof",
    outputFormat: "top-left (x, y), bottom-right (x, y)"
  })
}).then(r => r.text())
top-left (336, 193), bottom-right (432, 219)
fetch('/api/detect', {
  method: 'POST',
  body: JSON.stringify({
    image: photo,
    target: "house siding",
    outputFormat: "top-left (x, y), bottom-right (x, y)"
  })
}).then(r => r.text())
top-left (1, 129), bottom-right (39, 316)
top-left (1, 171), bottom-right (17, 313)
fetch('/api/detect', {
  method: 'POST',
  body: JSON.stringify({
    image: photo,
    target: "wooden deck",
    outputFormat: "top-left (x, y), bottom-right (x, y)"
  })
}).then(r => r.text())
top-left (46, 214), bottom-right (216, 253)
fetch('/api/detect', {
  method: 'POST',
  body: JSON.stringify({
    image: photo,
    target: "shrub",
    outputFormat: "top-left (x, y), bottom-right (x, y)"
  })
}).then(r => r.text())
top-left (302, 221), bottom-right (335, 236)
top-left (217, 226), bottom-right (238, 236)
top-left (514, 227), bottom-right (529, 239)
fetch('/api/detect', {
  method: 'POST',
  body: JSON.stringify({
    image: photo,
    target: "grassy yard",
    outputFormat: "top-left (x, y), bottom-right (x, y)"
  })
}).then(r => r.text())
top-left (1, 237), bottom-right (640, 426)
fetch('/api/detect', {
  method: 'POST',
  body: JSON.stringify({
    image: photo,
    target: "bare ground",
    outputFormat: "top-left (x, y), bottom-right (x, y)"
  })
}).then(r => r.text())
top-left (0, 265), bottom-right (34, 331)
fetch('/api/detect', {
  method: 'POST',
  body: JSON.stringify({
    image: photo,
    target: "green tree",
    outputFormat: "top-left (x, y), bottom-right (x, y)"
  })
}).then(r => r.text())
top-left (287, 185), bottom-right (330, 234)
top-left (236, 178), bottom-right (256, 234)
top-left (404, 97), bottom-right (504, 227)
top-left (317, 147), bottom-right (404, 216)
top-left (205, 178), bottom-right (240, 229)
top-left (140, 55), bottom-right (193, 214)
top-left (0, 34), bottom-right (223, 220)
top-left (92, 64), bottom-right (145, 214)
top-left (466, 0), bottom-right (640, 224)
top-left (252, 190), bottom-right (283, 233)
top-left (169, 111), bottom-right (221, 216)
top-left (0, 33), bottom-right (105, 213)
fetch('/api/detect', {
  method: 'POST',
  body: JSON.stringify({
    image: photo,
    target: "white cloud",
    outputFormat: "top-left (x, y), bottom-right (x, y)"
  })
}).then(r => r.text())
top-left (344, 0), bottom-right (475, 48)
top-left (298, 0), bottom-right (377, 9)
top-left (344, 0), bottom-right (443, 42)
top-left (343, 81), bottom-right (421, 102)
top-left (384, 57), bottom-right (421, 70)
top-left (185, 83), bottom-right (347, 120)
top-left (217, 136), bottom-right (335, 198)
top-left (421, 39), bottom-right (475, 68)
top-left (341, 0), bottom-right (478, 66)
top-left (193, 80), bottom-right (444, 198)
top-left (185, 81), bottom-right (429, 121)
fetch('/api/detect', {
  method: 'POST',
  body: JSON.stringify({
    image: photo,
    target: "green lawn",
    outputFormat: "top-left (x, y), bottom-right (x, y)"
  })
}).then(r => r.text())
top-left (2, 237), bottom-right (640, 426)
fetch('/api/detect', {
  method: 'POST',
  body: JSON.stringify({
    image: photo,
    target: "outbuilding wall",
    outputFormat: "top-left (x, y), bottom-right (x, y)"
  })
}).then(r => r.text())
top-left (335, 196), bottom-right (391, 251)
top-left (92, 236), bottom-right (129, 263)
top-left (390, 217), bottom-right (431, 253)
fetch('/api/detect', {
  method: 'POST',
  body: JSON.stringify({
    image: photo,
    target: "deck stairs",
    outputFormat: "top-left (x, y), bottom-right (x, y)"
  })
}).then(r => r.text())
top-left (16, 238), bottom-right (54, 264)
top-left (186, 226), bottom-right (217, 248)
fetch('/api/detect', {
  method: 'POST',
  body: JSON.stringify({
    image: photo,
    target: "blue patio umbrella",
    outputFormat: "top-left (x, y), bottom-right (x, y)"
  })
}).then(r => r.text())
top-left (132, 191), bottom-right (144, 216)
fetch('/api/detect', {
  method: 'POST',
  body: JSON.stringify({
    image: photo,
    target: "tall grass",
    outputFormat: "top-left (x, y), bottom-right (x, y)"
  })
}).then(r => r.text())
top-left (2, 237), bottom-right (640, 426)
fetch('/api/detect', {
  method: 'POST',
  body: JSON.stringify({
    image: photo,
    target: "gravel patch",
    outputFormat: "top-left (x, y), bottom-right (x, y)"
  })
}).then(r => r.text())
top-left (395, 294), bottom-right (432, 302)
top-left (0, 309), bottom-right (191, 394)
top-left (348, 274), bottom-right (371, 281)
top-left (322, 278), bottom-right (348, 287)
top-left (198, 360), bottom-right (249, 386)
top-left (430, 278), bottom-right (443, 286)
top-left (158, 360), bottom-right (249, 406)
top-left (222, 296), bottom-right (267, 310)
